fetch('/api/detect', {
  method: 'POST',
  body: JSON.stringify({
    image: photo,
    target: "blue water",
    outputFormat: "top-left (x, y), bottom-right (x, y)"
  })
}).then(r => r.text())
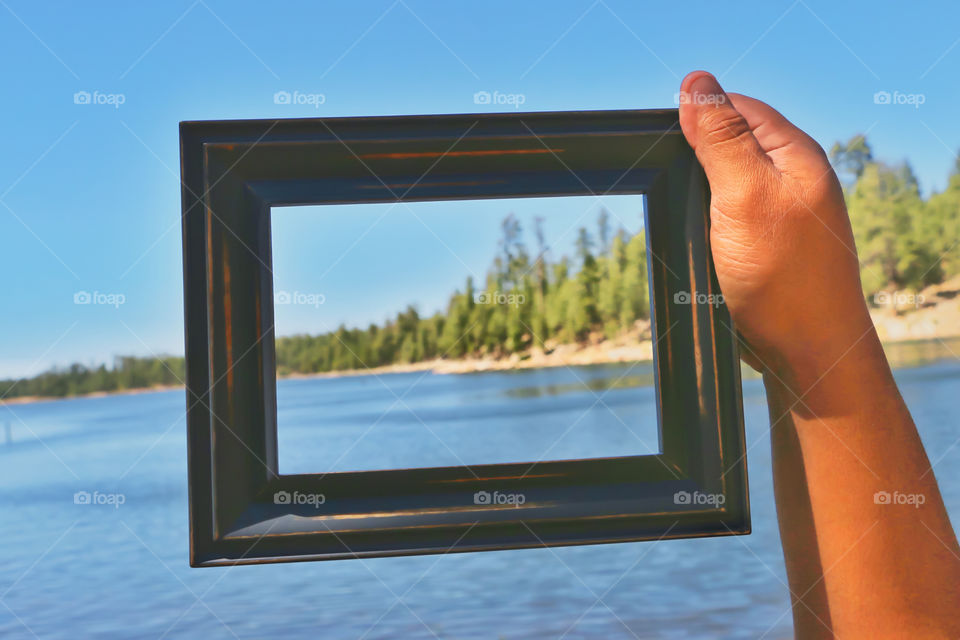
top-left (279, 363), bottom-right (660, 474)
top-left (2, 360), bottom-right (959, 639)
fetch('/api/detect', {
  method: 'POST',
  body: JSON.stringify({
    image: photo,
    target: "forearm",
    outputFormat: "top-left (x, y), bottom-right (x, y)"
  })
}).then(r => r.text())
top-left (675, 70), bottom-right (960, 637)
top-left (765, 324), bottom-right (960, 638)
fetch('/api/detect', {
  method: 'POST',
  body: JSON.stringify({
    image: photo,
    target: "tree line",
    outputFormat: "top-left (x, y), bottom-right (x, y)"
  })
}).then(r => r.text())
top-left (832, 135), bottom-right (960, 294)
top-left (4, 134), bottom-right (959, 399)
top-left (274, 210), bottom-right (650, 375)
top-left (1, 356), bottom-right (185, 400)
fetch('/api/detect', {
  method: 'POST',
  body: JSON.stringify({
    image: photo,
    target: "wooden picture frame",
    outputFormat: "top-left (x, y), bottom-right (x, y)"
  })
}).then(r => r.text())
top-left (179, 109), bottom-right (749, 567)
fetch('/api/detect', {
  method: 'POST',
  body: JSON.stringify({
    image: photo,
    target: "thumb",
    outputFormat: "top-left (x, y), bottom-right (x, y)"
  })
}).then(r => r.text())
top-left (678, 71), bottom-right (770, 193)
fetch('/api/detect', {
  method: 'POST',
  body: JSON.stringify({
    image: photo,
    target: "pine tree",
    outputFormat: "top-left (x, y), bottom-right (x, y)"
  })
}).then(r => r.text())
top-left (620, 230), bottom-right (649, 326)
top-left (924, 156), bottom-right (960, 280)
top-left (848, 161), bottom-right (926, 294)
top-left (830, 134), bottom-right (874, 190)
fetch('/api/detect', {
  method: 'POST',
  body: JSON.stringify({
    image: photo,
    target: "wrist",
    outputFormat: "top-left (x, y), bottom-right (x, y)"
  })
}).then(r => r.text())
top-left (759, 309), bottom-right (892, 416)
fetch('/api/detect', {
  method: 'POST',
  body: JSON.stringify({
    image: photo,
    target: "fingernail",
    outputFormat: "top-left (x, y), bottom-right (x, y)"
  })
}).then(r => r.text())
top-left (689, 73), bottom-right (727, 107)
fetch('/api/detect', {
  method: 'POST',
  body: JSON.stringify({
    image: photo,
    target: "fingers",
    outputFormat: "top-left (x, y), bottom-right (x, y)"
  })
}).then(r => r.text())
top-left (678, 71), bottom-right (772, 196)
top-left (727, 93), bottom-right (829, 175)
top-left (725, 93), bottom-right (802, 152)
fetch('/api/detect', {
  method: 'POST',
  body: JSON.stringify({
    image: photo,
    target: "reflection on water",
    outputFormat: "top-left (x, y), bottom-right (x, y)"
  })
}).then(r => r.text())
top-left (498, 338), bottom-right (960, 392)
top-left (883, 336), bottom-right (960, 369)
top-left (277, 362), bottom-right (661, 474)
top-left (502, 368), bottom-right (656, 399)
top-left (737, 336), bottom-right (960, 381)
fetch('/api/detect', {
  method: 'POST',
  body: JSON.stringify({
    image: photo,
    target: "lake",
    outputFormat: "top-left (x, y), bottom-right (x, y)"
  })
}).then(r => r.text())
top-left (2, 343), bottom-right (959, 639)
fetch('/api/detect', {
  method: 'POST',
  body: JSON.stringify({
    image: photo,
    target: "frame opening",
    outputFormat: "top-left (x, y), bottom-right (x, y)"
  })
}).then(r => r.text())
top-left (270, 195), bottom-right (662, 475)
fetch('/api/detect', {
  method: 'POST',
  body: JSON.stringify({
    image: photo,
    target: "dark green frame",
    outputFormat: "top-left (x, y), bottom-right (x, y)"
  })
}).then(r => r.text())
top-left (179, 109), bottom-right (748, 567)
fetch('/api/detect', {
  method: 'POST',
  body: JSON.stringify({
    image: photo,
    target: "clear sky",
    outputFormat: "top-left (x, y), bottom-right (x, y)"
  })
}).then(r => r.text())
top-left (272, 196), bottom-right (645, 337)
top-left (1, 0), bottom-right (958, 377)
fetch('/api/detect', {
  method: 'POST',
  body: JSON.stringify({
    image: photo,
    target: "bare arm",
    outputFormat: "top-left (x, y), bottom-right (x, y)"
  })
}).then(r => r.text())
top-left (678, 71), bottom-right (960, 638)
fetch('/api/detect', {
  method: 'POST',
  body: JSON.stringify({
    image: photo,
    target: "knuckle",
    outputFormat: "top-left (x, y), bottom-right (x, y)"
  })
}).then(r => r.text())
top-left (807, 139), bottom-right (831, 165)
top-left (699, 109), bottom-right (753, 147)
top-left (806, 176), bottom-right (845, 213)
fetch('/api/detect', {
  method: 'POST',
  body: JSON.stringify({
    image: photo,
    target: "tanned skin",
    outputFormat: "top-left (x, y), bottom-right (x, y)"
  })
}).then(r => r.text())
top-left (677, 71), bottom-right (960, 639)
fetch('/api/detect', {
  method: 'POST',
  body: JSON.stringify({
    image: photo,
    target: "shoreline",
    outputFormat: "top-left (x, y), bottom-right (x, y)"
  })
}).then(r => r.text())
top-left (5, 277), bottom-right (960, 407)
top-left (0, 384), bottom-right (184, 407)
top-left (4, 332), bottom-right (959, 407)
top-left (285, 330), bottom-right (657, 380)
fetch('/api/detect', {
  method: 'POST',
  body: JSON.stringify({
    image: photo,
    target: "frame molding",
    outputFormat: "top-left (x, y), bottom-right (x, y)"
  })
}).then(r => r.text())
top-left (179, 109), bottom-right (748, 567)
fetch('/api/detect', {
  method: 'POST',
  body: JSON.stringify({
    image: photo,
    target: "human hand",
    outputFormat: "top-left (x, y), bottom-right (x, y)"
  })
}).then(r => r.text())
top-left (677, 71), bottom-right (876, 389)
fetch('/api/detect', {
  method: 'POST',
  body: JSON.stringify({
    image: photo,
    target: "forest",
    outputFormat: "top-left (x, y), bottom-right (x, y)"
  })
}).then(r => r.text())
top-left (3, 135), bottom-right (959, 399)
top-left (274, 208), bottom-right (649, 375)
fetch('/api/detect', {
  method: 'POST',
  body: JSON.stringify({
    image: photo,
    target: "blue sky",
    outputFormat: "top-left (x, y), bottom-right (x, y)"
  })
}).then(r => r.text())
top-left (1, 0), bottom-right (958, 377)
top-left (273, 196), bottom-right (645, 337)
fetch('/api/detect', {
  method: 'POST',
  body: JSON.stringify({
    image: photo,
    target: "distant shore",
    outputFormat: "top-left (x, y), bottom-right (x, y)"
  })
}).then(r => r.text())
top-left (5, 276), bottom-right (960, 407)
top-left (0, 384), bottom-right (183, 406)
top-left (288, 321), bottom-right (656, 379)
